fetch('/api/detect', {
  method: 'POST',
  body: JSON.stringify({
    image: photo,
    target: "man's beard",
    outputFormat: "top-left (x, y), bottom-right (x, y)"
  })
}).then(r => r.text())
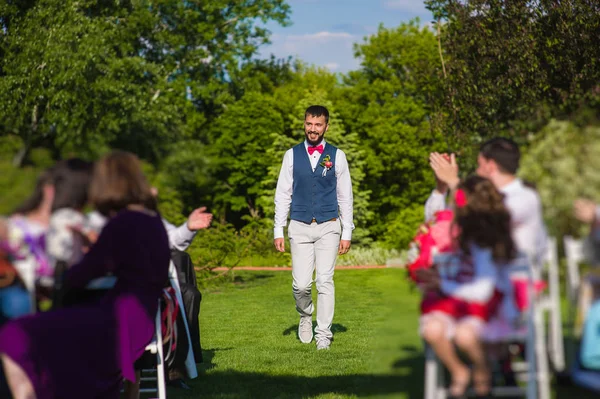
top-left (305, 131), bottom-right (324, 146)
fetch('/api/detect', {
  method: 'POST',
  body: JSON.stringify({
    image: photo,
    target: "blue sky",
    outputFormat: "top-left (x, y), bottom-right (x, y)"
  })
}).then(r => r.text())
top-left (258, 0), bottom-right (434, 73)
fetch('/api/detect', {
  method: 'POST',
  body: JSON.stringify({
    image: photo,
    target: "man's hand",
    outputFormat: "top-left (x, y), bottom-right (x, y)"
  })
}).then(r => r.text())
top-left (574, 198), bottom-right (598, 224)
top-left (274, 238), bottom-right (285, 252)
top-left (430, 152), bottom-right (460, 190)
top-left (338, 240), bottom-right (351, 255)
top-left (187, 207), bottom-right (213, 231)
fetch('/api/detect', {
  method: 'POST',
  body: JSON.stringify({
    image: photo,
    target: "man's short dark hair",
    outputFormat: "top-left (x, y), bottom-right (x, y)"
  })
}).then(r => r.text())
top-left (305, 105), bottom-right (329, 124)
top-left (479, 137), bottom-right (520, 175)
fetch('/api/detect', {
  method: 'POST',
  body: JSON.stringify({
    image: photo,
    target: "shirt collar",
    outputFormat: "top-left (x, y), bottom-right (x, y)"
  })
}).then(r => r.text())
top-left (499, 178), bottom-right (523, 194)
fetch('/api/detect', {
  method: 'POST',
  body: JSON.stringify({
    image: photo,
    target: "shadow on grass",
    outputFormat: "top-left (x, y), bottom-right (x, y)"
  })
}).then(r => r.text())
top-left (232, 272), bottom-right (276, 287)
top-left (188, 346), bottom-right (426, 399)
top-left (198, 347), bottom-right (234, 372)
top-left (282, 323), bottom-right (348, 337)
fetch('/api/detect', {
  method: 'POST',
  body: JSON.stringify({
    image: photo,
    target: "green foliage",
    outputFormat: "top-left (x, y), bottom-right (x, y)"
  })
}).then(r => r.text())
top-left (425, 0), bottom-right (600, 149)
top-left (520, 119), bottom-right (600, 239)
top-left (0, 0), bottom-right (291, 165)
top-left (336, 245), bottom-right (400, 267)
top-left (0, 161), bottom-right (44, 215)
top-left (188, 218), bottom-right (289, 286)
top-left (382, 204), bottom-right (426, 250)
top-left (336, 21), bottom-right (444, 237)
top-left (208, 91), bottom-right (285, 222)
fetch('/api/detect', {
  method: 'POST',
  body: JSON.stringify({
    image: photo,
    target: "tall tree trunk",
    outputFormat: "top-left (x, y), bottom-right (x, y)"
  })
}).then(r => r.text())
top-left (13, 104), bottom-right (39, 167)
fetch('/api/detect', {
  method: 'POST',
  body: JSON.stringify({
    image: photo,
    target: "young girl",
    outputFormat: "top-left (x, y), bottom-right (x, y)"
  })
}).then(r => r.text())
top-left (417, 175), bottom-right (517, 398)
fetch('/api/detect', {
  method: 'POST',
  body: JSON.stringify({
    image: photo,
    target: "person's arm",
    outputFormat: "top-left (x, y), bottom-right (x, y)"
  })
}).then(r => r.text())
top-left (439, 248), bottom-right (497, 303)
top-left (274, 150), bottom-right (293, 241)
top-left (64, 220), bottom-right (117, 288)
top-left (424, 190), bottom-right (448, 222)
top-left (164, 219), bottom-right (196, 252)
top-left (335, 150), bottom-right (354, 243)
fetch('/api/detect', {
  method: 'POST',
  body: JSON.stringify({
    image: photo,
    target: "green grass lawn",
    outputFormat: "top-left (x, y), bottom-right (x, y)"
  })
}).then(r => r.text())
top-left (161, 268), bottom-right (599, 399)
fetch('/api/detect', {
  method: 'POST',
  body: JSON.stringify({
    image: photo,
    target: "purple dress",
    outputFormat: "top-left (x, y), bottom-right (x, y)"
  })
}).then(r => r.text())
top-left (0, 210), bottom-right (170, 399)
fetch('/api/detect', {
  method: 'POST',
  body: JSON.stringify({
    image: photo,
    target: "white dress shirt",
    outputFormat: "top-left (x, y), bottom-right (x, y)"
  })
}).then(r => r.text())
top-left (87, 211), bottom-right (196, 251)
top-left (423, 178), bottom-right (548, 264)
top-left (274, 139), bottom-right (355, 240)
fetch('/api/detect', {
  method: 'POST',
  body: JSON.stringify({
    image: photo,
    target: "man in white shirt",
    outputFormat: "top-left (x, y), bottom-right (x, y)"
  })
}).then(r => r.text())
top-left (425, 138), bottom-right (548, 386)
top-left (425, 138), bottom-right (547, 265)
top-left (88, 206), bottom-right (211, 251)
top-left (274, 105), bottom-right (354, 350)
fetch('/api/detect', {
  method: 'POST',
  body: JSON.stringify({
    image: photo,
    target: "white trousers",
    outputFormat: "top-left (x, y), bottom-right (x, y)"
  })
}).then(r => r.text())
top-left (288, 219), bottom-right (340, 341)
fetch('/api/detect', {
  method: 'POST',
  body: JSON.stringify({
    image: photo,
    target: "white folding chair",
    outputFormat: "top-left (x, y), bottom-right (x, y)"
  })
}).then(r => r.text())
top-left (563, 235), bottom-right (600, 393)
top-left (139, 299), bottom-right (167, 399)
top-left (564, 236), bottom-right (584, 307)
top-left (536, 237), bottom-right (566, 372)
top-left (86, 278), bottom-right (167, 399)
top-left (423, 261), bottom-right (551, 399)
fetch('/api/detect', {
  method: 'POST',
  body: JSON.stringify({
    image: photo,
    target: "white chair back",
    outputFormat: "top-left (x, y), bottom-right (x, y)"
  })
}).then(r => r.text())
top-left (564, 236), bottom-right (585, 303)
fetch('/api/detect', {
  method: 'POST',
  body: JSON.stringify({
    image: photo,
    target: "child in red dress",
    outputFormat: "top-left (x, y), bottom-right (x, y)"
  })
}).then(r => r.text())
top-left (417, 175), bottom-right (516, 398)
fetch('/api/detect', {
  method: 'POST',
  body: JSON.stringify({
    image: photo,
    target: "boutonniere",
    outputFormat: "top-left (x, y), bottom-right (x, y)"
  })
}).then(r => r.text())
top-left (319, 155), bottom-right (333, 176)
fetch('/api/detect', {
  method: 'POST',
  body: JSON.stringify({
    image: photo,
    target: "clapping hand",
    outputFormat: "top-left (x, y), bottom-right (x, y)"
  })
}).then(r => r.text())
top-left (187, 207), bottom-right (213, 231)
top-left (429, 152), bottom-right (460, 191)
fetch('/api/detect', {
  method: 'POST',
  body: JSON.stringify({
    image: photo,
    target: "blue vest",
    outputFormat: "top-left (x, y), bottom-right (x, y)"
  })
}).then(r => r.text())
top-left (290, 142), bottom-right (338, 224)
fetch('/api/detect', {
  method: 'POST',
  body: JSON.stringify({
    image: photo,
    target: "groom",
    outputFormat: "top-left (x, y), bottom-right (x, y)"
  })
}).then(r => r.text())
top-left (273, 105), bottom-right (354, 350)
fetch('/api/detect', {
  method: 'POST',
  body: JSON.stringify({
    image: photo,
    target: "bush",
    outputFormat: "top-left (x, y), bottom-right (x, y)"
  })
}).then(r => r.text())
top-left (336, 244), bottom-right (400, 266)
top-left (520, 119), bottom-right (600, 239)
top-left (382, 204), bottom-right (425, 250)
top-left (188, 218), bottom-right (290, 287)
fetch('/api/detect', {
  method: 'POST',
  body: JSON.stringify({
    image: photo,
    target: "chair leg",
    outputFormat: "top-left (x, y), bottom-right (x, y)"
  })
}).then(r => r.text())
top-left (155, 307), bottom-right (167, 399)
top-left (535, 307), bottom-right (551, 399)
top-left (424, 345), bottom-right (439, 399)
top-left (548, 247), bottom-right (566, 372)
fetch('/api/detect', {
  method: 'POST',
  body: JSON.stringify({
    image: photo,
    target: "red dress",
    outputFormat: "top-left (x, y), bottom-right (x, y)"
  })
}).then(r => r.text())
top-left (421, 252), bottom-right (502, 322)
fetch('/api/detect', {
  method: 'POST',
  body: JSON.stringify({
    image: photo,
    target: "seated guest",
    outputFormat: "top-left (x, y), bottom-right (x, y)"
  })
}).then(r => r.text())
top-left (418, 176), bottom-right (517, 398)
top-left (46, 159), bottom-right (94, 269)
top-left (87, 190), bottom-right (212, 390)
top-left (0, 150), bottom-right (171, 399)
top-left (1, 168), bottom-right (56, 315)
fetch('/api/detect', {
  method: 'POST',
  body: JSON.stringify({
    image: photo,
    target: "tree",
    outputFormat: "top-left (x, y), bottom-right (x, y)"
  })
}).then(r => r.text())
top-left (425, 0), bottom-right (600, 153)
top-left (335, 21), bottom-right (445, 239)
top-left (520, 119), bottom-right (600, 239)
top-left (0, 0), bottom-right (291, 165)
top-left (255, 66), bottom-right (373, 243)
top-left (207, 91), bottom-right (285, 224)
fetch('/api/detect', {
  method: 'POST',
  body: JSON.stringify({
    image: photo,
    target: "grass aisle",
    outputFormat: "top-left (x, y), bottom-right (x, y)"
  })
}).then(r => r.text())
top-left (166, 268), bottom-right (595, 399)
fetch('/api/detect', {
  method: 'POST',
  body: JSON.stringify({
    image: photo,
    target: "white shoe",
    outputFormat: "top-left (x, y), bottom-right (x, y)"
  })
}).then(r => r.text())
top-left (298, 316), bottom-right (313, 344)
top-left (316, 339), bottom-right (330, 350)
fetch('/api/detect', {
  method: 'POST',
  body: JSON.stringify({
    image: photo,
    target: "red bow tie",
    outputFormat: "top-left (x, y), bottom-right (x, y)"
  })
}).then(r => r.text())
top-left (308, 144), bottom-right (324, 155)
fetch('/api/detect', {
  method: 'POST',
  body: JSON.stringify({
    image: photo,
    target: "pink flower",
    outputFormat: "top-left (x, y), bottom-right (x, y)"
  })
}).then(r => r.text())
top-left (454, 189), bottom-right (468, 208)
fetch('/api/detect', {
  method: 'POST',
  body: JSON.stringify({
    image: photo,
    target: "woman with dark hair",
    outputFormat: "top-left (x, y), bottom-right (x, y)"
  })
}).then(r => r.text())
top-left (0, 150), bottom-right (171, 399)
top-left (1, 159), bottom-right (93, 320)
top-left (46, 159), bottom-right (94, 270)
top-left (418, 175), bottom-right (517, 398)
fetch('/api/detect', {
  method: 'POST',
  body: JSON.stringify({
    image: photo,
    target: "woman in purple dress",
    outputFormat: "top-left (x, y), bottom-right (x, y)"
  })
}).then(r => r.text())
top-left (0, 151), bottom-right (171, 399)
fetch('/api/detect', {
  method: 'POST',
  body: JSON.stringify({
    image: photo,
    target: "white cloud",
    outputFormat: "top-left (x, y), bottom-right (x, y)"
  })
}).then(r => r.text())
top-left (383, 0), bottom-right (429, 14)
top-left (324, 62), bottom-right (340, 71)
top-left (261, 31), bottom-right (360, 73)
top-left (285, 31), bottom-right (354, 41)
